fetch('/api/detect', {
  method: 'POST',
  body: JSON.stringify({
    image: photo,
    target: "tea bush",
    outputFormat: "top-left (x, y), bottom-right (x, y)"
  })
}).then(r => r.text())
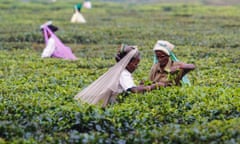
top-left (0, 0), bottom-right (239, 143)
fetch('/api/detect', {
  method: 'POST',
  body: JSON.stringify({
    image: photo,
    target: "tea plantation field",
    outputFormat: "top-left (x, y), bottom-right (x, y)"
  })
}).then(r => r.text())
top-left (0, 0), bottom-right (240, 143)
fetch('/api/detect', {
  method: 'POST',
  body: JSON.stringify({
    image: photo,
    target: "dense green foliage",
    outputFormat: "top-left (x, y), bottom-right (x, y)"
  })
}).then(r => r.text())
top-left (0, 0), bottom-right (240, 143)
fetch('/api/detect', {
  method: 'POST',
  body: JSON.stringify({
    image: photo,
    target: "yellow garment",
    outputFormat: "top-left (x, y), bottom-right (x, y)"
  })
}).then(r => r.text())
top-left (149, 60), bottom-right (184, 86)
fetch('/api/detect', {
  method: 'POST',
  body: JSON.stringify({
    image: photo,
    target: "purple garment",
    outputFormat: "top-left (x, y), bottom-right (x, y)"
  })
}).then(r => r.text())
top-left (43, 26), bottom-right (77, 60)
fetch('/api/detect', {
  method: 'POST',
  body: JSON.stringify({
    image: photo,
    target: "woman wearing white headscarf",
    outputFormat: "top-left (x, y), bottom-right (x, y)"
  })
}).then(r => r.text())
top-left (149, 40), bottom-right (195, 86)
top-left (75, 44), bottom-right (167, 107)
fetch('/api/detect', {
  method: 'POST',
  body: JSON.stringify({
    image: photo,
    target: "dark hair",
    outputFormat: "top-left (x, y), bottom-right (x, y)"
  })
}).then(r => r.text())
top-left (41, 25), bottom-right (58, 32)
top-left (115, 44), bottom-right (140, 62)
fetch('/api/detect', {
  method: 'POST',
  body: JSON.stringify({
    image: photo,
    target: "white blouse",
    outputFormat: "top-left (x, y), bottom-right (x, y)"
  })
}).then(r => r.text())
top-left (41, 37), bottom-right (55, 58)
top-left (119, 69), bottom-right (136, 92)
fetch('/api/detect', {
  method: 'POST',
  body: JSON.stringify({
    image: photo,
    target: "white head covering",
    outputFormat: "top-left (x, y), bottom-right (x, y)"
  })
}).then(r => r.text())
top-left (40, 21), bottom-right (52, 29)
top-left (153, 40), bottom-right (175, 56)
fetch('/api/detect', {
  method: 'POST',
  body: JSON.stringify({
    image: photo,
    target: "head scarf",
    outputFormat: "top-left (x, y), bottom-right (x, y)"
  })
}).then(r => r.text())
top-left (41, 21), bottom-right (77, 60)
top-left (74, 3), bottom-right (82, 12)
top-left (115, 44), bottom-right (139, 62)
top-left (75, 47), bottom-right (139, 107)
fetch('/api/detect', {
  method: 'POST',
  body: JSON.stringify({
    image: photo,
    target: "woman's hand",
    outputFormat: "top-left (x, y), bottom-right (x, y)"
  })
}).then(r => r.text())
top-left (170, 65), bottom-right (181, 74)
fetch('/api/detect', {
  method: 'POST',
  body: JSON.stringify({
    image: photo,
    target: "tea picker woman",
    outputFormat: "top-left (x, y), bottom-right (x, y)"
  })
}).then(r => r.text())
top-left (75, 45), bottom-right (168, 107)
top-left (149, 40), bottom-right (195, 86)
top-left (40, 21), bottom-right (77, 60)
top-left (70, 3), bottom-right (86, 23)
top-left (83, 0), bottom-right (92, 9)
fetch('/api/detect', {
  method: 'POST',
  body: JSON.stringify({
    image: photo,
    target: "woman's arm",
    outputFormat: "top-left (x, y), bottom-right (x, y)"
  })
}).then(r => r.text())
top-left (171, 62), bottom-right (195, 76)
top-left (130, 82), bottom-right (167, 93)
top-left (120, 69), bottom-right (168, 94)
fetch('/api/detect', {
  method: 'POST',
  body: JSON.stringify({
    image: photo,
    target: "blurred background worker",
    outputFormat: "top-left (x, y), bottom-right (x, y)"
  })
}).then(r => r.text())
top-left (40, 21), bottom-right (77, 60)
top-left (83, 0), bottom-right (92, 9)
top-left (71, 3), bottom-right (86, 23)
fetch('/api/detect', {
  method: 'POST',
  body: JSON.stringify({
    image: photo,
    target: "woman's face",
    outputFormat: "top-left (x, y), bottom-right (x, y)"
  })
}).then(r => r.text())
top-left (126, 57), bottom-right (140, 73)
top-left (155, 50), bottom-right (169, 67)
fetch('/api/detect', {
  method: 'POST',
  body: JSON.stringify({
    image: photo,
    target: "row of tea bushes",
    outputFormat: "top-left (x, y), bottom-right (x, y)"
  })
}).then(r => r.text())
top-left (1, 48), bottom-right (239, 143)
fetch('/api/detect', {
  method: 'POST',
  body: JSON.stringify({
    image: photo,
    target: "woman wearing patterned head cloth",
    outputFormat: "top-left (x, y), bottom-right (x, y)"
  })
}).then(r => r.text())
top-left (75, 44), bottom-right (167, 107)
top-left (149, 40), bottom-right (195, 86)
top-left (40, 21), bottom-right (77, 60)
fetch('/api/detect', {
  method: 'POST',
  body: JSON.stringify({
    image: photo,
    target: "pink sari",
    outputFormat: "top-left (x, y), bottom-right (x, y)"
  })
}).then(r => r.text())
top-left (42, 26), bottom-right (77, 60)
